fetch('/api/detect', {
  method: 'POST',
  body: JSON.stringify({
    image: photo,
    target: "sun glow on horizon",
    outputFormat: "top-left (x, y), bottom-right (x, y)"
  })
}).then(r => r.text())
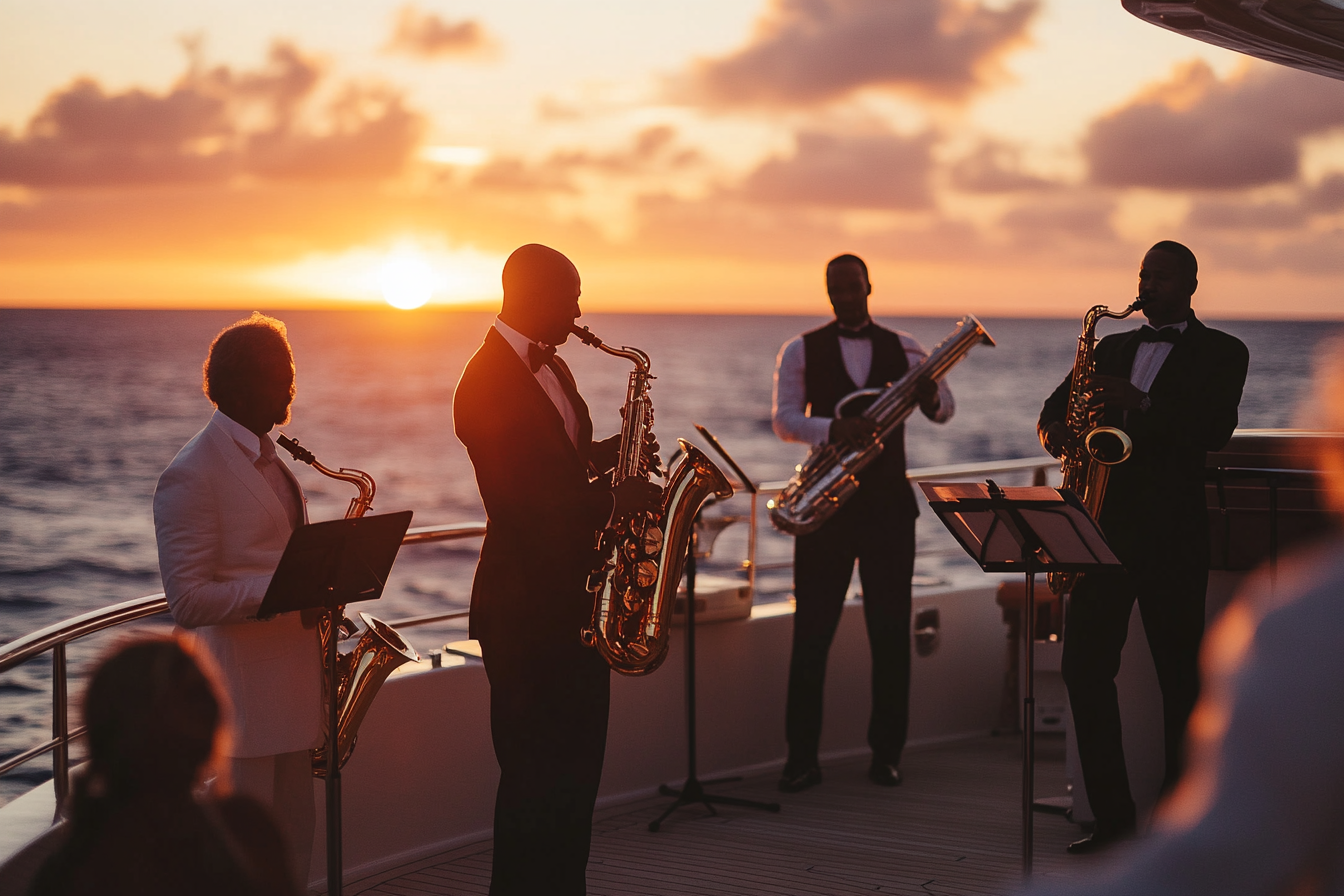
top-left (379, 251), bottom-right (435, 309)
top-left (253, 239), bottom-right (506, 308)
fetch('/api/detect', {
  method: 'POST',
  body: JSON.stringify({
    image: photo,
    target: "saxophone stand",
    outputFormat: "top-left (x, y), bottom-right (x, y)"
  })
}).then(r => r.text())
top-left (259, 510), bottom-right (414, 896)
top-left (649, 507), bottom-right (782, 831)
top-left (919, 481), bottom-right (1118, 877)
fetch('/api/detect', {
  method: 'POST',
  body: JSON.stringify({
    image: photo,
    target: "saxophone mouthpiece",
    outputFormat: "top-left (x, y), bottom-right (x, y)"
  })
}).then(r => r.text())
top-left (571, 325), bottom-right (603, 347)
top-left (1131, 296), bottom-right (1147, 310)
top-left (276, 434), bottom-right (315, 465)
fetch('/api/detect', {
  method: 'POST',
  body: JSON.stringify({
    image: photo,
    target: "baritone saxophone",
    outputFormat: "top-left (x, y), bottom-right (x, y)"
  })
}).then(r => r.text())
top-left (571, 325), bottom-right (734, 676)
top-left (1046, 298), bottom-right (1145, 595)
top-left (275, 435), bottom-right (420, 777)
top-left (769, 315), bottom-right (995, 536)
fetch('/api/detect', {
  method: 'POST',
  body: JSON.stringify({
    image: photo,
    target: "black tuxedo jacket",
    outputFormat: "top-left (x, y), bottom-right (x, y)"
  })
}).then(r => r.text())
top-left (453, 327), bottom-right (614, 649)
top-left (1039, 314), bottom-right (1249, 567)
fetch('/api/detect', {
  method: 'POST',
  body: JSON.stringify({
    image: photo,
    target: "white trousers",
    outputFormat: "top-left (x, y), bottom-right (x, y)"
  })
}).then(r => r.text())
top-left (231, 750), bottom-right (316, 891)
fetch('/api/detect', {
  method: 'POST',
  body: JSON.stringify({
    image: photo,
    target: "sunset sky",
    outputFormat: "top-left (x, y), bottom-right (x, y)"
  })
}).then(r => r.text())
top-left (4, 0), bottom-right (1344, 317)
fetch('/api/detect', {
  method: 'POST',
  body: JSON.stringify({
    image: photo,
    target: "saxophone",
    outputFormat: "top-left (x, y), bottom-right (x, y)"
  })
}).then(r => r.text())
top-left (1046, 298), bottom-right (1145, 595)
top-left (770, 315), bottom-right (995, 536)
top-left (275, 435), bottom-right (421, 776)
top-left (571, 325), bottom-right (734, 676)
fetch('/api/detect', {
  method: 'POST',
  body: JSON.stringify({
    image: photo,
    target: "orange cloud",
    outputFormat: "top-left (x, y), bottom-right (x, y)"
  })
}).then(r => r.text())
top-left (0, 41), bottom-right (424, 189)
top-left (1085, 61), bottom-right (1344, 190)
top-left (676, 0), bottom-right (1038, 108)
top-left (469, 125), bottom-right (701, 193)
top-left (948, 140), bottom-right (1061, 193)
top-left (739, 130), bottom-right (936, 208)
top-left (383, 6), bottom-right (495, 60)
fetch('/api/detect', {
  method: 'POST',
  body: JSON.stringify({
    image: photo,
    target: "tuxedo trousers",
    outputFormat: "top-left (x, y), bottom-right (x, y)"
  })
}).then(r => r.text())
top-left (785, 495), bottom-right (916, 771)
top-left (481, 630), bottom-right (611, 896)
top-left (1062, 556), bottom-right (1207, 830)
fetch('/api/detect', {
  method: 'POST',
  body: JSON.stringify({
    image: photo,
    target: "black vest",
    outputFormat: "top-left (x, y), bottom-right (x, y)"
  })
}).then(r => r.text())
top-left (802, 321), bottom-right (915, 513)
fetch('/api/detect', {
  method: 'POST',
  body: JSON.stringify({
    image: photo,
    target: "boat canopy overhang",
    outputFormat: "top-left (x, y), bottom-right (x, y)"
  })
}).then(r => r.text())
top-left (1124, 0), bottom-right (1344, 81)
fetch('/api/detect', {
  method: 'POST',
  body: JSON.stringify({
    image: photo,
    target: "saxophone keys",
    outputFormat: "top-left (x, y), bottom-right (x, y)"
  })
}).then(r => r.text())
top-left (635, 560), bottom-right (658, 588)
top-left (642, 526), bottom-right (664, 555)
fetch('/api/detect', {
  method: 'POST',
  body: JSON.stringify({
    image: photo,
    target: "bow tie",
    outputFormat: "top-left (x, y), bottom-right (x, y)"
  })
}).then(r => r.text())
top-left (837, 324), bottom-right (873, 340)
top-left (1137, 326), bottom-right (1181, 344)
top-left (527, 342), bottom-right (557, 373)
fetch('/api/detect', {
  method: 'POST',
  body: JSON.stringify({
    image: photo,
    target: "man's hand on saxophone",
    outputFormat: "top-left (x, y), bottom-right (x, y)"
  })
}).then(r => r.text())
top-left (829, 416), bottom-right (878, 451)
top-left (1039, 420), bottom-right (1076, 459)
top-left (611, 477), bottom-right (663, 517)
top-left (590, 431), bottom-right (662, 479)
top-left (1087, 373), bottom-right (1147, 412)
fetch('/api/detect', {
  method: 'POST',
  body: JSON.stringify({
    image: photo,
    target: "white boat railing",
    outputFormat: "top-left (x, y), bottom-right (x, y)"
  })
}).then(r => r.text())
top-left (0, 455), bottom-right (1059, 818)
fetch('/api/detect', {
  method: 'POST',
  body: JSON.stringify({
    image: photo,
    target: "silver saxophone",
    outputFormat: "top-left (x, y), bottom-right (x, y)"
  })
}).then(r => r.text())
top-left (769, 315), bottom-right (995, 536)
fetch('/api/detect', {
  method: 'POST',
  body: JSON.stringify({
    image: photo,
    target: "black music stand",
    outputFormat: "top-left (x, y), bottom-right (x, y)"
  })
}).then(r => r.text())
top-left (919, 481), bottom-right (1119, 876)
top-left (649, 428), bottom-right (780, 832)
top-left (259, 509), bottom-right (413, 896)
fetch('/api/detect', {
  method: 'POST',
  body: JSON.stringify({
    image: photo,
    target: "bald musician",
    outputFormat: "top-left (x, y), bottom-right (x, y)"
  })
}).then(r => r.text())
top-left (453, 244), bottom-right (660, 895)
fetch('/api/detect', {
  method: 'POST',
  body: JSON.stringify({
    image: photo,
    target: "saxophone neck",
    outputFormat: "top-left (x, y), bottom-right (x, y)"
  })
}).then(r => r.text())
top-left (275, 434), bottom-right (376, 518)
top-left (571, 325), bottom-right (651, 374)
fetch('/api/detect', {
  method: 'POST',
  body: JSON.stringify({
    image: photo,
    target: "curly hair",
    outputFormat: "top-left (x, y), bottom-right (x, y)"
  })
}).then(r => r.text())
top-left (202, 312), bottom-right (292, 409)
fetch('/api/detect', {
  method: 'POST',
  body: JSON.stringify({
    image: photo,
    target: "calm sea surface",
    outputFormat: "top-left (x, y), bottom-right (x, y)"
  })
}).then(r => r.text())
top-left (2, 309), bottom-right (1340, 802)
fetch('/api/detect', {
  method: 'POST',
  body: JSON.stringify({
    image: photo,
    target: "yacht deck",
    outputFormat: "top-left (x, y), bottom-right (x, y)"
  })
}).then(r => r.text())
top-left (346, 735), bottom-right (1102, 896)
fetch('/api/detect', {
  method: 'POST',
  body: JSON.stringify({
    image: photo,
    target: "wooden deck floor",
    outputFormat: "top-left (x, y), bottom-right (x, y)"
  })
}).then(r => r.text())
top-left (346, 735), bottom-right (1116, 896)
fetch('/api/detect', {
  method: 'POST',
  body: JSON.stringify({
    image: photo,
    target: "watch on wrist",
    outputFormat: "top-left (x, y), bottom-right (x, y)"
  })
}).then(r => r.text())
top-left (1138, 393), bottom-right (1152, 413)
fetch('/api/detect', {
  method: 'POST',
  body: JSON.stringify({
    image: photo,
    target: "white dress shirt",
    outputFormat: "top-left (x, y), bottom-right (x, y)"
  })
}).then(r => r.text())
top-left (214, 412), bottom-right (303, 530)
top-left (772, 323), bottom-right (955, 447)
top-left (494, 317), bottom-right (582, 448)
top-left (1130, 321), bottom-right (1187, 394)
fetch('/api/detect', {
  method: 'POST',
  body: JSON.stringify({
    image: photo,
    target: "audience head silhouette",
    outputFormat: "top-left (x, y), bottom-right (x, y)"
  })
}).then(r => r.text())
top-left (500, 243), bottom-right (582, 346)
top-left (204, 312), bottom-right (295, 437)
top-left (28, 637), bottom-right (301, 896)
top-left (82, 637), bottom-right (223, 799)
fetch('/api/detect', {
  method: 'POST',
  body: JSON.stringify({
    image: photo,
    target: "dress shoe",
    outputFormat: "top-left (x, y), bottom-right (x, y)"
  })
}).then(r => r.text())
top-left (777, 765), bottom-right (822, 793)
top-left (1066, 825), bottom-right (1134, 855)
top-left (867, 761), bottom-right (903, 787)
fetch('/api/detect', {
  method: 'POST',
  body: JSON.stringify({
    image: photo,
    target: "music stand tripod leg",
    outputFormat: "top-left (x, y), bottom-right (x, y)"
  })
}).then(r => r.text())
top-left (326, 604), bottom-right (344, 896)
top-left (648, 528), bottom-right (781, 833)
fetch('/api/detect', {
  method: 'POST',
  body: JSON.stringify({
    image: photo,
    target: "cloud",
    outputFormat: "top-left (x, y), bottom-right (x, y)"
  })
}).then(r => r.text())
top-left (470, 125), bottom-right (701, 193)
top-left (739, 130), bottom-right (935, 208)
top-left (948, 139), bottom-right (1060, 192)
top-left (1084, 60), bottom-right (1344, 190)
top-left (0, 41), bottom-right (424, 188)
top-left (1182, 173), bottom-right (1344, 232)
top-left (677, 0), bottom-right (1038, 108)
top-left (998, 195), bottom-right (1117, 248)
top-left (383, 5), bottom-right (495, 59)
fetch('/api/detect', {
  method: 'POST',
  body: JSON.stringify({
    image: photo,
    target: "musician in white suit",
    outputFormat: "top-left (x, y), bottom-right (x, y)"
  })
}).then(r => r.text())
top-left (153, 312), bottom-right (321, 889)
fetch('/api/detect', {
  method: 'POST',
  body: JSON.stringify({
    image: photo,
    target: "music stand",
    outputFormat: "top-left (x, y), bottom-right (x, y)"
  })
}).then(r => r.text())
top-left (649, 427), bottom-right (780, 832)
top-left (259, 509), bottom-right (413, 896)
top-left (919, 481), bottom-right (1120, 876)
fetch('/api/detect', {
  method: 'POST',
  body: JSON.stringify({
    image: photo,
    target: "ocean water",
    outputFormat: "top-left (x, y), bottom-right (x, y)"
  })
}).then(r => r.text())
top-left (1, 308), bottom-right (1340, 803)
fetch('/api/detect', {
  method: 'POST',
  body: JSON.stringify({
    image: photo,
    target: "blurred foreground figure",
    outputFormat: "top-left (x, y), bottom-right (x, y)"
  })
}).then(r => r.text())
top-left (30, 638), bottom-right (299, 896)
top-left (1030, 346), bottom-right (1344, 895)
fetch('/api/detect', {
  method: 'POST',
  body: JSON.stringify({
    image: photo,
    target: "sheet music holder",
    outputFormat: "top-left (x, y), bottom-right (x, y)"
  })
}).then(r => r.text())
top-left (257, 509), bottom-right (412, 896)
top-left (258, 510), bottom-right (413, 618)
top-left (920, 481), bottom-right (1121, 876)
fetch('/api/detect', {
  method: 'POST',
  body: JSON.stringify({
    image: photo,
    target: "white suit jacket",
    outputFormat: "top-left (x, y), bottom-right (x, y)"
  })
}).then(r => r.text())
top-left (153, 410), bottom-right (322, 758)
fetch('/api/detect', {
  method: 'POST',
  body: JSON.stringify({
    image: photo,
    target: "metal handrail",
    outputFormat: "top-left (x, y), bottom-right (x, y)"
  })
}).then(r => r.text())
top-left (755, 455), bottom-right (1056, 493)
top-left (0, 456), bottom-right (1061, 809)
top-left (0, 521), bottom-right (488, 815)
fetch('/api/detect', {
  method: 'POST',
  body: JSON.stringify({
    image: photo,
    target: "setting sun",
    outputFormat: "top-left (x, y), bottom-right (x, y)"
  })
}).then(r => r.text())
top-left (379, 252), bottom-right (435, 309)
top-left (249, 240), bottom-right (507, 308)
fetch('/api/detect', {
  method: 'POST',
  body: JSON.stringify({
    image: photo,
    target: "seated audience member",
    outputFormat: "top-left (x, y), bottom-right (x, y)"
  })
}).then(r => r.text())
top-left (29, 637), bottom-right (299, 896)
